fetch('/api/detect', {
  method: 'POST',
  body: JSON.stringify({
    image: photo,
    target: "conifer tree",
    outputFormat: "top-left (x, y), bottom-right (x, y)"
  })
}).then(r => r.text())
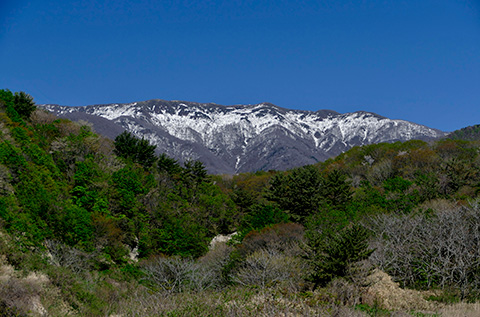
top-left (304, 223), bottom-right (373, 289)
top-left (114, 131), bottom-right (157, 167)
top-left (322, 169), bottom-right (352, 210)
top-left (267, 165), bottom-right (323, 222)
top-left (13, 91), bottom-right (36, 119)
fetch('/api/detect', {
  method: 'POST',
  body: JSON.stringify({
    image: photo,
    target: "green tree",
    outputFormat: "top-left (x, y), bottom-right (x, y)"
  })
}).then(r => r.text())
top-left (13, 91), bottom-right (36, 119)
top-left (304, 223), bottom-right (373, 289)
top-left (0, 89), bottom-right (21, 121)
top-left (114, 131), bottom-right (157, 167)
top-left (182, 159), bottom-right (208, 185)
top-left (157, 153), bottom-right (182, 175)
top-left (236, 204), bottom-right (289, 242)
top-left (0, 89), bottom-right (14, 109)
top-left (267, 165), bottom-right (323, 222)
top-left (322, 169), bottom-right (352, 210)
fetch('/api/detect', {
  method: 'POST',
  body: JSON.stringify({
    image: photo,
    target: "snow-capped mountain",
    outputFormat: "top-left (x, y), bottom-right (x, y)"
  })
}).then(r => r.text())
top-left (42, 100), bottom-right (446, 174)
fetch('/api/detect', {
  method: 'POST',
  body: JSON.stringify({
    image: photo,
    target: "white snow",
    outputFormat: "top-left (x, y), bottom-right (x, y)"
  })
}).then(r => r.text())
top-left (43, 101), bottom-right (444, 172)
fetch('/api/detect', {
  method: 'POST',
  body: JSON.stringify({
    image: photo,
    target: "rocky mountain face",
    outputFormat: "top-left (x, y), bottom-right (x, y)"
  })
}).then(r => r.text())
top-left (42, 100), bottom-right (446, 174)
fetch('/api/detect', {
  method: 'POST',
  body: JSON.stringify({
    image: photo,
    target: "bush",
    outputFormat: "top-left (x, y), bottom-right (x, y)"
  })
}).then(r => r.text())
top-left (234, 248), bottom-right (305, 290)
top-left (45, 240), bottom-right (94, 273)
top-left (237, 222), bottom-right (304, 258)
top-left (141, 255), bottom-right (222, 293)
top-left (367, 200), bottom-right (480, 299)
top-left (198, 242), bottom-right (233, 289)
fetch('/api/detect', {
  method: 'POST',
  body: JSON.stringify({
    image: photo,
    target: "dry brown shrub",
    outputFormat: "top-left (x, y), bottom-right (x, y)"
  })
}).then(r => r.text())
top-left (92, 214), bottom-right (127, 261)
top-left (56, 119), bottom-right (83, 137)
top-left (232, 223), bottom-right (307, 291)
top-left (438, 302), bottom-right (480, 317)
top-left (0, 264), bottom-right (50, 316)
top-left (362, 269), bottom-right (438, 312)
top-left (0, 278), bottom-right (42, 315)
top-left (113, 285), bottom-right (367, 316)
top-left (416, 198), bottom-right (457, 212)
top-left (238, 222), bottom-right (304, 257)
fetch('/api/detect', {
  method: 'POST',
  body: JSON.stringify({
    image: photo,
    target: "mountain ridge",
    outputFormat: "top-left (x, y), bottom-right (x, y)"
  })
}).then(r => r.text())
top-left (41, 99), bottom-right (446, 174)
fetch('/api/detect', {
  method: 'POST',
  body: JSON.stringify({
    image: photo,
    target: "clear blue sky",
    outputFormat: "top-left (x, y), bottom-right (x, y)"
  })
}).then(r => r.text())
top-left (1, 0), bottom-right (479, 132)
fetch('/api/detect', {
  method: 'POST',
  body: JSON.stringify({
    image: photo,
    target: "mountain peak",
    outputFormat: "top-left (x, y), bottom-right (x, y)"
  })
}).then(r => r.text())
top-left (42, 100), bottom-right (446, 174)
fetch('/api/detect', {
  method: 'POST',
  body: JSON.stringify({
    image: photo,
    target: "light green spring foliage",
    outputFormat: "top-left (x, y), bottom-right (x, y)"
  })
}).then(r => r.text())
top-left (0, 89), bottom-right (239, 262)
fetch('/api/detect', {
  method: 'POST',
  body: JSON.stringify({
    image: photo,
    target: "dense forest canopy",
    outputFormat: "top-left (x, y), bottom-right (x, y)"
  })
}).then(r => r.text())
top-left (1, 89), bottom-right (480, 315)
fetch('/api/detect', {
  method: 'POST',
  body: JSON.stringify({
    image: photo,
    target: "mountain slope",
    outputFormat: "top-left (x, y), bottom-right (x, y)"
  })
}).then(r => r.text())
top-left (447, 124), bottom-right (480, 141)
top-left (42, 100), bottom-right (446, 173)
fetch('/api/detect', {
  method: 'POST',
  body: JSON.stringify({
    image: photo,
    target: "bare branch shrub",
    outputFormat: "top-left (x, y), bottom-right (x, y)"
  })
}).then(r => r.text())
top-left (31, 108), bottom-right (58, 125)
top-left (234, 247), bottom-right (306, 291)
top-left (45, 240), bottom-right (93, 273)
top-left (197, 242), bottom-right (233, 289)
top-left (231, 223), bottom-right (306, 290)
top-left (367, 199), bottom-right (480, 298)
top-left (141, 255), bottom-right (222, 293)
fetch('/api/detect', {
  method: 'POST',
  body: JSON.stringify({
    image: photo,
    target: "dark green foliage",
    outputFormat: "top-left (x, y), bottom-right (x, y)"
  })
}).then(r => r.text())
top-left (0, 89), bottom-right (36, 121)
top-left (71, 159), bottom-right (105, 211)
top-left (267, 165), bottom-right (323, 222)
top-left (383, 176), bottom-right (412, 192)
top-left (242, 204), bottom-right (289, 232)
top-left (61, 203), bottom-right (94, 248)
top-left (113, 131), bottom-right (138, 157)
top-left (135, 137), bottom-right (157, 167)
top-left (0, 89), bottom-right (21, 122)
top-left (150, 217), bottom-right (208, 258)
top-left (349, 181), bottom-right (388, 215)
top-left (383, 176), bottom-right (420, 213)
top-left (0, 140), bottom-right (27, 173)
top-left (111, 164), bottom-right (148, 218)
top-left (304, 222), bottom-right (373, 289)
top-left (182, 159), bottom-right (208, 190)
top-left (16, 166), bottom-right (56, 218)
top-left (13, 91), bottom-right (36, 119)
top-left (231, 187), bottom-right (256, 213)
top-left (114, 131), bottom-right (157, 167)
top-left (0, 89), bottom-right (14, 109)
top-left (414, 172), bottom-right (440, 201)
top-left (235, 204), bottom-right (289, 242)
top-left (157, 153), bottom-right (182, 174)
top-left (322, 169), bottom-right (352, 210)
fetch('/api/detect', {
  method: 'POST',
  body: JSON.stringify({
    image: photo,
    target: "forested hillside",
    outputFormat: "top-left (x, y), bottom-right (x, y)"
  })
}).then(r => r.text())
top-left (448, 124), bottom-right (480, 141)
top-left (1, 89), bottom-right (480, 315)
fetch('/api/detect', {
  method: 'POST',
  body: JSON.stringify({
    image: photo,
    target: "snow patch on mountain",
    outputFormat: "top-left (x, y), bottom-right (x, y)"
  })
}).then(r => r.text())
top-left (42, 100), bottom-right (446, 174)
